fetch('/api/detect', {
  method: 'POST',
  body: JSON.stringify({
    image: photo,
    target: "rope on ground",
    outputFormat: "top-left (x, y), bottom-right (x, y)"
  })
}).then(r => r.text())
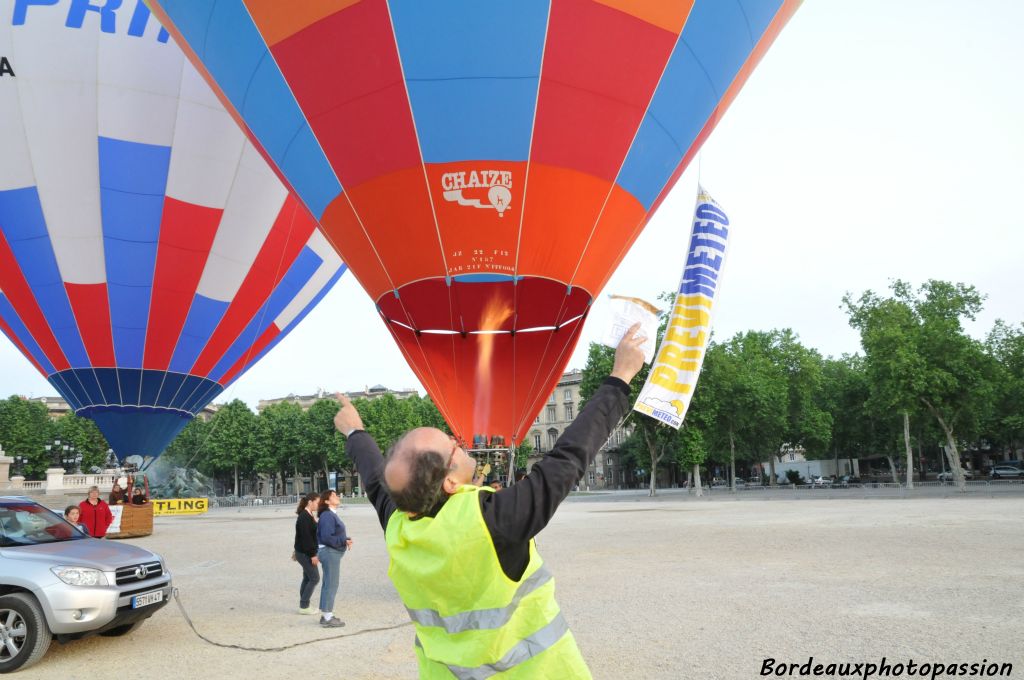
top-left (172, 588), bottom-right (413, 652)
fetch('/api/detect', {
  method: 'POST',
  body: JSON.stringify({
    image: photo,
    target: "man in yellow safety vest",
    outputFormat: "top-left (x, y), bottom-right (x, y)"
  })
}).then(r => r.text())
top-left (335, 324), bottom-right (646, 678)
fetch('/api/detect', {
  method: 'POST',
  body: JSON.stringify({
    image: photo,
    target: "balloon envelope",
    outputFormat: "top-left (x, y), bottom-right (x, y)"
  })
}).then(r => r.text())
top-left (150, 0), bottom-right (798, 444)
top-left (0, 1), bottom-right (345, 462)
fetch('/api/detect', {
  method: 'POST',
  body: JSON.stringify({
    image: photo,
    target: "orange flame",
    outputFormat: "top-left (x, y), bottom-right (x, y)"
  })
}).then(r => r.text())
top-left (473, 296), bottom-right (514, 441)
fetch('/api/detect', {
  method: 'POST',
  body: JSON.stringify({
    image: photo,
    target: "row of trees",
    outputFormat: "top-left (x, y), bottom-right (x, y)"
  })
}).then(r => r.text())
top-left (0, 397), bottom-right (111, 477)
top-left (0, 392), bottom-right (451, 491)
top-left (160, 393), bottom-right (453, 495)
top-left (581, 280), bottom-right (1023, 494)
top-left (0, 386), bottom-right (531, 493)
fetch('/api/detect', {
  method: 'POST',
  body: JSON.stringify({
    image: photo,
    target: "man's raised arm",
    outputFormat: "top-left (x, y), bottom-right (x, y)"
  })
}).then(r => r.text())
top-left (482, 322), bottom-right (647, 544)
top-left (334, 395), bottom-right (396, 530)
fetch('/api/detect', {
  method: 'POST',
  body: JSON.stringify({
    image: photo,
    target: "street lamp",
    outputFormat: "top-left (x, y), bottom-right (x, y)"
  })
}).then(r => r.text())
top-left (12, 454), bottom-right (29, 478)
top-left (45, 438), bottom-right (68, 468)
top-left (62, 446), bottom-right (82, 474)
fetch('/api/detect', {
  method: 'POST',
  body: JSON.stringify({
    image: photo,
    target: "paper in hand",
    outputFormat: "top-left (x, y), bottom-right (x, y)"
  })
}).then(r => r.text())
top-left (600, 295), bottom-right (660, 363)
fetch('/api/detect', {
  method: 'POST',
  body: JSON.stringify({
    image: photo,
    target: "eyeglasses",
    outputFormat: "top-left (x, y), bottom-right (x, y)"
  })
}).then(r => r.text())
top-left (447, 438), bottom-right (460, 470)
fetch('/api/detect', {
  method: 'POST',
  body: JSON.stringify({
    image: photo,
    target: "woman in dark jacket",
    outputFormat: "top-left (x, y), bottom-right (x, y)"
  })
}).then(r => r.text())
top-left (316, 489), bottom-right (352, 628)
top-left (293, 492), bottom-right (320, 615)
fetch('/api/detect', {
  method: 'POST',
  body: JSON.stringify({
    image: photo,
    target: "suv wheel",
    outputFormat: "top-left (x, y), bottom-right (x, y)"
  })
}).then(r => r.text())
top-left (0, 593), bottom-right (52, 673)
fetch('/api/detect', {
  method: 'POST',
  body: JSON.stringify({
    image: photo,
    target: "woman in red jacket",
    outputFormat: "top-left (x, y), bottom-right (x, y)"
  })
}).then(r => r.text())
top-left (78, 486), bottom-right (113, 538)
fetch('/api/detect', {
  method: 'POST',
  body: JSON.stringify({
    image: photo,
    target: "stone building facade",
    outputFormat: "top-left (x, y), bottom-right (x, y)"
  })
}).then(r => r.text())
top-left (256, 384), bottom-right (418, 412)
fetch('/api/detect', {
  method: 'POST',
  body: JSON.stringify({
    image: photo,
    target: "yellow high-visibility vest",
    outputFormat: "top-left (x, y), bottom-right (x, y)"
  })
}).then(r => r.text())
top-left (385, 485), bottom-right (591, 679)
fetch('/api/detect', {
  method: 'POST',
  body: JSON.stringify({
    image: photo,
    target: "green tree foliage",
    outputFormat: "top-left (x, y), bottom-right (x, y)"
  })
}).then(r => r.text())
top-left (159, 392), bottom-right (451, 494)
top-left (513, 438), bottom-right (533, 470)
top-left (773, 329), bottom-right (832, 458)
top-left (190, 400), bottom-right (258, 495)
top-left (162, 418), bottom-right (208, 469)
top-left (986, 321), bottom-right (1024, 453)
top-left (0, 397), bottom-right (54, 478)
top-left (359, 394), bottom-right (415, 452)
top-left (843, 288), bottom-right (926, 484)
top-left (613, 430), bottom-right (648, 480)
top-left (254, 401), bottom-right (307, 493)
top-left (306, 398), bottom-right (347, 481)
top-left (820, 355), bottom-right (871, 465)
top-left (705, 332), bottom-right (791, 485)
top-left (54, 412), bottom-right (111, 472)
top-left (408, 394), bottom-right (449, 433)
top-left (699, 338), bottom-right (780, 486)
top-left (845, 280), bottom-right (999, 487)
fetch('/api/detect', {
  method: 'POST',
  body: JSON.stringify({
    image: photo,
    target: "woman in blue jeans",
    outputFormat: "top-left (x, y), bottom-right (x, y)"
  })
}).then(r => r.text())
top-left (316, 489), bottom-right (352, 628)
top-left (293, 492), bottom-right (320, 615)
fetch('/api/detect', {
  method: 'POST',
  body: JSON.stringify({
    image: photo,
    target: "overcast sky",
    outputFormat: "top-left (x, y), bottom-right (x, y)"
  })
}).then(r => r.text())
top-left (2, 0), bottom-right (1021, 411)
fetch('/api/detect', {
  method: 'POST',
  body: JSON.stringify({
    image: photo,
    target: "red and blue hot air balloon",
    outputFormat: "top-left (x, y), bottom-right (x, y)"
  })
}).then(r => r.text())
top-left (0, 0), bottom-right (345, 466)
top-left (149, 0), bottom-right (799, 446)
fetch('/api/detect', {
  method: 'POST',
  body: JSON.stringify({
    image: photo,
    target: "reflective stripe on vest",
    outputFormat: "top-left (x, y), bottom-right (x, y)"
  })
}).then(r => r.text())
top-left (405, 565), bottom-right (553, 633)
top-left (415, 612), bottom-right (570, 680)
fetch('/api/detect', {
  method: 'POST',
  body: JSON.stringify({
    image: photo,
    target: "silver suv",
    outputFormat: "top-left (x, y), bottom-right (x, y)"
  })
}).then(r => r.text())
top-left (0, 497), bottom-right (172, 673)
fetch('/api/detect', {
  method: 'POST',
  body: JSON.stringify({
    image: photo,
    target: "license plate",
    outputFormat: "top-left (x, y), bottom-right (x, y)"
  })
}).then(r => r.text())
top-left (131, 590), bottom-right (164, 609)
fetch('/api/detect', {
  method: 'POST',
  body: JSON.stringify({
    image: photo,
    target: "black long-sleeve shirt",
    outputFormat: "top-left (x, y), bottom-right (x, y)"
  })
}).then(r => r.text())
top-left (294, 511), bottom-right (318, 557)
top-left (347, 377), bottom-right (630, 580)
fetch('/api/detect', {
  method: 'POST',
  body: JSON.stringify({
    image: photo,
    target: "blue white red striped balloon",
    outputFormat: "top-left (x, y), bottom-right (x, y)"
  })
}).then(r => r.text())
top-left (0, 0), bottom-right (346, 463)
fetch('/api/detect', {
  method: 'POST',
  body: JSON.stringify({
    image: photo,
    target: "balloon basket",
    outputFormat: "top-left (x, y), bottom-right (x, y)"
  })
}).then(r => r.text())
top-left (107, 503), bottom-right (153, 539)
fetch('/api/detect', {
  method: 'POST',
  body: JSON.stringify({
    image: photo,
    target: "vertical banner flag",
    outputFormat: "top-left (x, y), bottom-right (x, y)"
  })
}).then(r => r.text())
top-left (633, 187), bottom-right (732, 429)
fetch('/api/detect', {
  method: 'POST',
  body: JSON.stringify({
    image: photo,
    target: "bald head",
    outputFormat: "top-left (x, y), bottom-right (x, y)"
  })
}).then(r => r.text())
top-left (383, 427), bottom-right (454, 516)
top-left (384, 428), bottom-right (446, 491)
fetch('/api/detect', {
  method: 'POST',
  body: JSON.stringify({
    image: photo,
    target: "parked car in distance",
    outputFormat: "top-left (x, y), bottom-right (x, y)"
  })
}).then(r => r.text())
top-left (0, 497), bottom-right (172, 672)
top-left (989, 465), bottom-right (1024, 479)
top-left (809, 476), bottom-right (832, 487)
top-left (834, 475), bottom-right (863, 487)
top-left (731, 478), bottom-right (746, 488)
top-left (937, 469), bottom-right (974, 481)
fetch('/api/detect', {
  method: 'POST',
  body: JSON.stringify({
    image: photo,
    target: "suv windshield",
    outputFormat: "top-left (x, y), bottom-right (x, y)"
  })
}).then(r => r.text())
top-left (0, 502), bottom-right (87, 546)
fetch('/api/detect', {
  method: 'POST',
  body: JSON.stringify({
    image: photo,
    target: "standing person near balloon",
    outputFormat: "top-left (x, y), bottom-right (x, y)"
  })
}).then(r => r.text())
top-left (108, 482), bottom-right (126, 505)
top-left (293, 492), bottom-right (321, 616)
top-left (333, 324), bottom-right (646, 678)
top-left (316, 489), bottom-right (352, 628)
top-left (78, 486), bottom-right (113, 538)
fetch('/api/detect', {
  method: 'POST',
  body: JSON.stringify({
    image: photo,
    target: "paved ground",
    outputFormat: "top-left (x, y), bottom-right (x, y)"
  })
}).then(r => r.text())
top-left (20, 493), bottom-right (1024, 679)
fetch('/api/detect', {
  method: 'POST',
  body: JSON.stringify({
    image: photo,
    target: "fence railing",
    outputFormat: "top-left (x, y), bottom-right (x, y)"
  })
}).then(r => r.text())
top-left (209, 495), bottom-right (302, 508)
top-left (3, 471), bottom-right (122, 494)
top-left (62, 474), bottom-right (117, 489)
top-left (701, 479), bottom-right (1024, 493)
